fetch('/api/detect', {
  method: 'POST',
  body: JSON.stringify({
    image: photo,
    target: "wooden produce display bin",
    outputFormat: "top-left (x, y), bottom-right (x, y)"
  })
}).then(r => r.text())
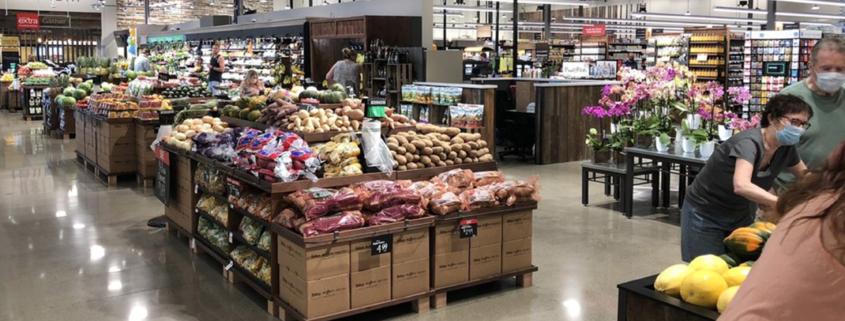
top-left (273, 217), bottom-right (435, 321)
top-left (617, 275), bottom-right (719, 321)
top-left (162, 147), bottom-right (198, 235)
top-left (75, 109), bottom-right (87, 157)
top-left (135, 120), bottom-right (158, 186)
top-left (84, 112), bottom-right (97, 161)
top-left (0, 81), bottom-right (11, 110)
top-left (95, 117), bottom-right (136, 175)
top-left (59, 107), bottom-right (75, 138)
top-left (44, 97), bottom-right (60, 133)
top-left (430, 202), bottom-right (538, 309)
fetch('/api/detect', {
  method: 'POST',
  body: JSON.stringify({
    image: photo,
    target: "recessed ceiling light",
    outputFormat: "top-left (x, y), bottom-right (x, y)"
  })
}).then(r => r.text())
top-left (811, 4), bottom-right (820, 9)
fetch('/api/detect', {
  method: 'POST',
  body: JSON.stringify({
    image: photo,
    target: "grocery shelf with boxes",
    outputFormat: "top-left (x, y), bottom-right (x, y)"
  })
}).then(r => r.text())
top-left (646, 33), bottom-right (689, 67)
top-left (152, 82), bottom-right (536, 320)
top-left (685, 27), bottom-right (730, 88)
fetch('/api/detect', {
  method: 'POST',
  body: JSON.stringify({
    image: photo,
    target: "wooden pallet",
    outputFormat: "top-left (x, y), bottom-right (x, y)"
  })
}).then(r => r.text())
top-left (59, 131), bottom-right (76, 140)
top-left (76, 152), bottom-right (136, 186)
top-left (431, 266), bottom-right (538, 309)
top-left (192, 235), bottom-right (232, 279)
top-left (76, 151), bottom-right (97, 174)
top-left (165, 217), bottom-right (192, 242)
top-left (228, 264), bottom-right (275, 315)
top-left (136, 174), bottom-right (154, 188)
top-left (276, 291), bottom-right (431, 321)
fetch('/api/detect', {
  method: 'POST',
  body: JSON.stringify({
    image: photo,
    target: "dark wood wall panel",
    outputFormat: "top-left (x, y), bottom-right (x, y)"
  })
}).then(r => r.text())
top-left (535, 84), bottom-right (606, 165)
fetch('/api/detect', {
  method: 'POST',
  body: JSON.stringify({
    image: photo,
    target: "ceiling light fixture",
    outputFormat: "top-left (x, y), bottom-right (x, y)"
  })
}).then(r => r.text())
top-left (714, 6), bottom-right (843, 20)
top-left (321, 0), bottom-right (330, 5)
top-left (561, 16), bottom-right (716, 27)
top-left (811, 4), bottom-right (821, 9)
top-left (771, 0), bottom-right (845, 7)
top-left (800, 21), bottom-right (834, 26)
top-left (434, 5), bottom-right (499, 12)
top-left (435, 11), bottom-right (465, 17)
top-left (630, 11), bottom-right (788, 24)
top-left (481, 0), bottom-right (589, 6)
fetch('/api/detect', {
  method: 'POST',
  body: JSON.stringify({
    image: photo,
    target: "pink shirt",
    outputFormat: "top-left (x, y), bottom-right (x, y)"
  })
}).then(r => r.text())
top-left (719, 196), bottom-right (845, 320)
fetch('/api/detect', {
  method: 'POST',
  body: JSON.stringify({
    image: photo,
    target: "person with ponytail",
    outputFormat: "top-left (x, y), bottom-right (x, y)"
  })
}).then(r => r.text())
top-left (681, 94), bottom-right (813, 261)
top-left (325, 47), bottom-right (361, 96)
top-left (719, 139), bottom-right (845, 320)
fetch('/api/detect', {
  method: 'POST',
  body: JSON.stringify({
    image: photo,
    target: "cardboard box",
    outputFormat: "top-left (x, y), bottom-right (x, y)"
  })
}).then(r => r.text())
top-left (279, 272), bottom-right (350, 319)
top-left (392, 257), bottom-right (430, 299)
top-left (350, 239), bottom-right (391, 272)
top-left (99, 122), bottom-right (134, 139)
top-left (393, 229), bottom-right (429, 264)
top-left (470, 243), bottom-right (502, 281)
top-left (503, 211), bottom-right (533, 242)
top-left (432, 250), bottom-right (469, 288)
top-left (278, 237), bottom-right (350, 281)
top-left (351, 265), bottom-right (391, 308)
top-left (470, 214), bottom-right (502, 249)
top-left (433, 221), bottom-right (469, 254)
top-left (502, 237), bottom-right (532, 273)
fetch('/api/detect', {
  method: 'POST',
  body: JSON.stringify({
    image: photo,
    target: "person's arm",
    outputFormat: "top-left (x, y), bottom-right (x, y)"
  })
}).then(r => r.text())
top-left (734, 158), bottom-right (778, 208)
top-left (326, 62), bottom-right (337, 82)
top-left (788, 160), bottom-right (808, 181)
top-left (214, 56), bottom-right (225, 72)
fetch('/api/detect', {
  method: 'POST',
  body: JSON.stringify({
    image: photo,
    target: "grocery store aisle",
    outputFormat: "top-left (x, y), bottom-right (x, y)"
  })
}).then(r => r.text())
top-left (0, 111), bottom-right (683, 321)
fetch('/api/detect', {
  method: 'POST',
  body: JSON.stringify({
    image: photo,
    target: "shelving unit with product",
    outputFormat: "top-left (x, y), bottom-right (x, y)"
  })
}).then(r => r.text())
top-left (21, 85), bottom-right (45, 121)
top-left (686, 27), bottom-right (729, 87)
top-left (575, 36), bottom-right (608, 62)
top-left (645, 34), bottom-right (689, 67)
top-left (363, 58), bottom-right (413, 108)
top-left (607, 42), bottom-right (648, 61)
top-left (549, 43), bottom-right (577, 62)
top-left (726, 33), bottom-right (746, 111)
top-left (742, 30), bottom-right (821, 118)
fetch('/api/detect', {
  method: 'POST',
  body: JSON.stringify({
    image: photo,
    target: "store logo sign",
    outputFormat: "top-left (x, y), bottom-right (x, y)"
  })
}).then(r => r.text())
top-left (17, 13), bottom-right (40, 31)
top-left (41, 16), bottom-right (71, 28)
top-left (583, 25), bottom-right (606, 36)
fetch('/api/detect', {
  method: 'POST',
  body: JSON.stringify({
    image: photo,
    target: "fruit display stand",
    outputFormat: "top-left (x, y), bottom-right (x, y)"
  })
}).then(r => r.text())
top-left (135, 119), bottom-right (159, 187)
top-left (617, 275), bottom-right (719, 321)
top-left (429, 202), bottom-right (538, 309)
top-left (58, 106), bottom-right (76, 139)
top-left (0, 81), bottom-right (12, 110)
top-left (92, 116), bottom-right (137, 185)
top-left (159, 145), bottom-right (199, 238)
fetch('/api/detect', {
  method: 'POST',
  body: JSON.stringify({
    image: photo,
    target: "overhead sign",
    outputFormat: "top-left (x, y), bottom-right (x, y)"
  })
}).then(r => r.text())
top-left (583, 25), bottom-right (606, 36)
top-left (1, 36), bottom-right (21, 50)
top-left (40, 15), bottom-right (72, 28)
top-left (17, 13), bottom-right (40, 31)
top-left (147, 35), bottom-right (187, 44)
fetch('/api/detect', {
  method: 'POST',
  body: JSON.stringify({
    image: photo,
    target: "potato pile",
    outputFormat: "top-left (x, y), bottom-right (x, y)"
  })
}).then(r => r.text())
top-left (378, 108), bottom-right (416, 129)
top-left (163, 116), bottom-right (231, 150)
top-left (285, 108), bottom-right (361, 133)
top-left (388, 124), bottom-right (493, 170)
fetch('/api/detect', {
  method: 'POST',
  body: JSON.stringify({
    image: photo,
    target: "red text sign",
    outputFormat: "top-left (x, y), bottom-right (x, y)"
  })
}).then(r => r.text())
top-left (17, 13), bottom-right (40, 31)
top-left (583, 25), bottom-right (606, 36)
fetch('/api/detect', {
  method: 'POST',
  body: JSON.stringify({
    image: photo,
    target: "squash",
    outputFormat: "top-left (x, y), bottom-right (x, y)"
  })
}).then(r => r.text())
top-left (719, 253), bottom-right (742, 268)
top-left (748, 222), bottom-right (776, 234)
top-left (724, 228), bottom-right (767, 260)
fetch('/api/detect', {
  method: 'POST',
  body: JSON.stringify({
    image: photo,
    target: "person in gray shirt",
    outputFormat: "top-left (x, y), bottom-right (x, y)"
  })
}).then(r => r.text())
top-left (681, 95), bottom-right (812, 261)
top-left (134, 49), bottom-right (151, 72)
top-left (326, 47), bottom-right (361, 96)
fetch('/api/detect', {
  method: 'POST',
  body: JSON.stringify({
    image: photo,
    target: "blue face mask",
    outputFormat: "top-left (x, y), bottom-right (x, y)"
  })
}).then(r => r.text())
top-left (775, 121), bottom-right (804, 146)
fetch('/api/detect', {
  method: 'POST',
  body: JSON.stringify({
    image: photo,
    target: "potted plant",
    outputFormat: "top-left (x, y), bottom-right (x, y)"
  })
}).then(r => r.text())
top-left (717, 112), bottom-right (737, 141)
top-left (610, 130), bottom-right (632, 164)
top-left (586, 128), bottom-right (610, 163)
top-left (655, 132), bottom-right (671, 152)
top-left (697, 126), bottom-right (719, 157)
top-left (679, 119), bottom-right (703, 153)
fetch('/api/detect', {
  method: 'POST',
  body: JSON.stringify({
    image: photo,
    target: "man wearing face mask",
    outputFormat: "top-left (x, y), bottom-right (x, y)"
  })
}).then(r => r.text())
top-left (680, 95), bottom-right (811, 261)
top-left (777, 37), bottom-right (845, 190)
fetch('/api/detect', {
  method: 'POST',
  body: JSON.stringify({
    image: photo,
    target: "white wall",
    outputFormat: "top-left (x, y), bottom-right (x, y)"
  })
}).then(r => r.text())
top-left (101, 0), bottom-right (118, 58)
top-left (3, 0), bottom-right (101, 12)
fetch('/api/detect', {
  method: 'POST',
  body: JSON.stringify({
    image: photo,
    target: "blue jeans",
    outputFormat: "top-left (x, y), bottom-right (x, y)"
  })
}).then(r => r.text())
top-left (681, 202), bottom-right (753, 262)
top-left (208, 81), bottom-right (220, 96)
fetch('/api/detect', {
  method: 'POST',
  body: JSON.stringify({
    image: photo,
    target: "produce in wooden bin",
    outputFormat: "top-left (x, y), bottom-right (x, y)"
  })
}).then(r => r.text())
top-left (375, 107), bottom-right (416, 129)
top-left (287, 108), bottom-right (358, 133)
top-left (387, 123), bottom-right (493, 171)
top-left (162, 116), bottom-right (231, 150)
top-left (312, 132), bottom-right (363, 177)
top-left (255, 98), bottom-right (298, 127)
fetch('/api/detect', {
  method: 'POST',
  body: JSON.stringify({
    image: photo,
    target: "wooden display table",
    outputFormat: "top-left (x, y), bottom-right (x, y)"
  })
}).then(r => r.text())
top-left (617, 275), bottom-right (719, 321)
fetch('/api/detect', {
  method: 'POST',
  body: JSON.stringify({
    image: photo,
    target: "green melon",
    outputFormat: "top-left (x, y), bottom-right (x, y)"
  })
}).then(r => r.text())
top-left (72, 89), bottom-right (87, 100)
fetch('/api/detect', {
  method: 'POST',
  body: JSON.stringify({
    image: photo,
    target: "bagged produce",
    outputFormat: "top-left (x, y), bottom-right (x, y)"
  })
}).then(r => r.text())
top-left (240, 217), bottom-right (264, 245)
top-left (430, 192), bottom-right (462, 215)
top-left (249, 257), bottom-right (267, 275)
top-left (194, 163), bottom-right (227, 194)
top-left (272, 208), bottom-right (306, 230)
top-left (285, 187), bottom-right (363, 221)
top-left (353, 181), bottom-right (422, 211)
top-left (487, 176), bottom-right (541, 206)
top-left (299, 211), bottom-right (366, 237)
top-left (258, 231), bottom-right (271, 252)
top-left (435, 169), bottom-right (475, 193)
top-left (258, 262), bottom-right (272, 285)
top-left (230, 245), bottom-right (253, 265)
top-left (314, 132), bottom-right (363, 178)
top-left (473, 171), bottom-right (505, 187)
top-left (366, 204), bottom-right (425, 226)
top-left (460, 187), bottom-right (498, 211)
top-left (198, 217), bottom-right (211, 236)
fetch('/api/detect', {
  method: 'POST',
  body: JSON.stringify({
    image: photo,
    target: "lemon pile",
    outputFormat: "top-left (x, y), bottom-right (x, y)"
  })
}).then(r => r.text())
top-left (654, 254), bottom-right (751, 313)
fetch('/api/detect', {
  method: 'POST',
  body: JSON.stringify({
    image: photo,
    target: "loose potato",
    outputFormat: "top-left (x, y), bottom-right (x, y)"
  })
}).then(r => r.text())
top-left (448, 151), bottom-right (458, 160)
top-left (403, 143), bottom-right (417, 154)
top-left (478, 140), bottom-right (488, 148)
top-left (439, 153), bottom-right (448, 161)
top-left (387, 137), bottom-right (398, 145)
top-left (478, 148), bottom-right (489, 155)
top-left (455, 158), bottom-right (463, 164)
top-left (407, 162), bottom-right (418, 170)
top-left (415, 162), bottom-right (425, 168)
top-left (451, 137), bottom-right (465, 145)
top-left (440, 142), bottom-right (451, 150)
top-left (473, 157), bottom-right (480, 163)
top-left (390, 151), bottom-right (397, 157)
top-left (439, 134), bottom-right (450, 141)
top-left (479, 154), bottom-right (493, 162)
top-left (413, 154), bottom-right (420, 162)
top-left (395, 135), bottom-right (409, 145)
top-left (461, 143), bottom-right (472, 152)
top-left (473, 133), bottom-right (482, 141)
top-left (464, 157), bottom-right (474, 163)
top-left (423, 139), bottom-right (434, 147)
top-left (470, 150), bottom-right (479, 158)
top-left (398, 165), bottom-right (408, 171)
top-left (397, 147), bottom-right (407, 154)
top-left (432, 146), bottom-right (444, 154)
top-left (395, 155), bottom-right (407, 165)
top-left (450, 144), bottom-right (462, 152)
top-left (445, 160), bottom-right (455, 166)
top-left (405, 153), bottom-right (414, 161)
top-left (387, 142), bottom-right (400, 151)
top-left (422, 147), bottom-right (433, 155)
top-left (468, 141), bottom-right (479, 150)
top-left (436, 161), bottom-right (447, 167)
top-left (430, 155), bottom-right (441, 163)
top-left (412, 141), bottom-right (426, 150)
top-left (421, 155), bottom-right (432, 165)
top-left (445, 127), bottom-right (461, 137)
top-left (459, 150), bottom-right (468, 158)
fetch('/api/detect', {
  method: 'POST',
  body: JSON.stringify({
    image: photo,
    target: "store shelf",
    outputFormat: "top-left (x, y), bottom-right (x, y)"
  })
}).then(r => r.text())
top-left (230, 205), bottom-right (271, 230)
top-left (196, 184), bottom-right (227, 202)
top-left (688, 65), bottom-right (725, 68)
top-left (689, 41), bottom-right (725, 45)
top-left (229, 262), bottom-right (272, 299)
top-left (231, 230), bottom-right (271, 259)
top-left (609, 43), bottom-right (647, 46)
top-left (194, 235), bottom-right (230, 264)
top-left (197, 209), bottom-right (228, 231)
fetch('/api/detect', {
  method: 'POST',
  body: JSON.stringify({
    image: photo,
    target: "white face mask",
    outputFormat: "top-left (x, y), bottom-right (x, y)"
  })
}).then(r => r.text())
top-left (814, 71), bottom-right (845, 93)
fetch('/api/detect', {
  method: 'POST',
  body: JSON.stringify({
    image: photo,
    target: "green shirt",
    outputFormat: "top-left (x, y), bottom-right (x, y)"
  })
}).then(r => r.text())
top-left (776, 80), bottom-right (845, 188)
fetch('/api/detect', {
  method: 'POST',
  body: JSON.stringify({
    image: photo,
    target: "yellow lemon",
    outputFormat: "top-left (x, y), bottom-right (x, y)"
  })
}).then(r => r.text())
top-left (680, 270), bottom-right (728, 309)
top-left (722, 267), bottom-right (751, 287)
top-left (689, 254), bottom-right (729, 274)
top-left (717, 286), bottom-right (740, 313)
top-left (654, 264), bottom-right (695, 298)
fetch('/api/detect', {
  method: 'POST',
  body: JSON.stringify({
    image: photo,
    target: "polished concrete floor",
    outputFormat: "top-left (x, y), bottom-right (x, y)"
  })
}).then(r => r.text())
top-left (0, 111), bottom-right (685, 321)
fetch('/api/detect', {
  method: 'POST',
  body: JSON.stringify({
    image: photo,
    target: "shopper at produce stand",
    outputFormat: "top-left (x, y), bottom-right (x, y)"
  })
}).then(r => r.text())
top-left (680, 94), bottom-right (812, 262)
top-left (325, 47), bottom-right (361, 96)
top-left (208, 43), bottom-right (225, 96)
top-left (719, 139), bottom-right (845, 320)
top-left (777, 37), bottom-right (845, 191)
top-left (239, 69), bottom-right (265, 97)
top-left (134, 49), bottom-right (151, 72)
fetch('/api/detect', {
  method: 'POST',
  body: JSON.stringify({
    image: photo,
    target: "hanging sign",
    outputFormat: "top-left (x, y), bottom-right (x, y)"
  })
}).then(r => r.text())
top-left (583, 25), bottom-right (606, 36)
top-left (17, 13), bottom-right (40, 31)
top-left (40, 15), bottom-right (72, 29)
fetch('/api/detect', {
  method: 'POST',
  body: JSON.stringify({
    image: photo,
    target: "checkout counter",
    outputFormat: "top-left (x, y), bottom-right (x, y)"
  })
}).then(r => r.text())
top-left (471, 77), bottom-right (619, 164)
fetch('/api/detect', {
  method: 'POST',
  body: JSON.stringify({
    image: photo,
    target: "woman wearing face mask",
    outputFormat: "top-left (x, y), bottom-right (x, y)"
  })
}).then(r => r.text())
top-left (680, 94), bottom-right (812, 262)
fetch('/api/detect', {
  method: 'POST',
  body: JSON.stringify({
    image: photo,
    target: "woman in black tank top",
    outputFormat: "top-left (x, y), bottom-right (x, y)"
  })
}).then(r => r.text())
top-left (207, 43), bottom-right (225, 95)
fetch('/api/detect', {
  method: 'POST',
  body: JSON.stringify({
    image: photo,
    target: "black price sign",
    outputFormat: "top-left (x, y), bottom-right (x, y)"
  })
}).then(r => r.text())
top-left (460, 219), bottom-right (478, 239)
top-left (154, 145), bottom-right (171, 205)
top-left (158, 72), bottom-right (172, 81)
top-left (371, 234), bottom-right (392, 255)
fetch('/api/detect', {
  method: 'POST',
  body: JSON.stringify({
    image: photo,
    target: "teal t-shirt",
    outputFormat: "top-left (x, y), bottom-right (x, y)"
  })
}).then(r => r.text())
top-left (776, 80), bottom-right (845, 189)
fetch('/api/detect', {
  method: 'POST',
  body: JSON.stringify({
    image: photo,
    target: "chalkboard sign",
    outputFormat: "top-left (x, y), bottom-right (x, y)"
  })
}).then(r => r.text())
top-left (371, 234), bottom-right (392, 255)
top-left (158, 73), bottom-right (173, 81)
top-left (155, 145), bottom-right (171, 205)
top-left (460, 219), bottom-right (478, 239)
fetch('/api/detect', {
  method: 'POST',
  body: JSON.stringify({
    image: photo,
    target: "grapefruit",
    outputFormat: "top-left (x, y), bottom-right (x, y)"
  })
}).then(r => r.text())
top-left (717, 286), bottom-right (740, 313)
top-left (680, 270), bottom-right (728, 309)
top-left (722, 266), bottom-right (751, 287)
top-left (654, 264), bottom-right (695, 298)
top-left (689, 254), bottom-right (729, 274)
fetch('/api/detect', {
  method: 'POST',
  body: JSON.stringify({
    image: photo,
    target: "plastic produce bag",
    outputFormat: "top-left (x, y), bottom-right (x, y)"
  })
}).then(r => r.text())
top-left (473, 171), bottom-right (505, 187)
top-left (230, 245), bottom-right (252, 265)
top-left (257, 231), bottom-right (271, 252)
top-left (362, 119), bottom-right (394, 175)
top-left (460, 187), bottom-right (498, 211)
top-left (299, 211), bottom-right (366, 237)
top-left (240, 217), bottom-right (263, 245)
top-left (258, 263), bottom-right (271, 285)
top-left (430, 192), bottom-right (462, 215)
top-left (366, 204), bottom-right (425, 226)
top-left (435, 169), bottom-right (475, 193)
top-left (272, 208), bottom-right (306, 230)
